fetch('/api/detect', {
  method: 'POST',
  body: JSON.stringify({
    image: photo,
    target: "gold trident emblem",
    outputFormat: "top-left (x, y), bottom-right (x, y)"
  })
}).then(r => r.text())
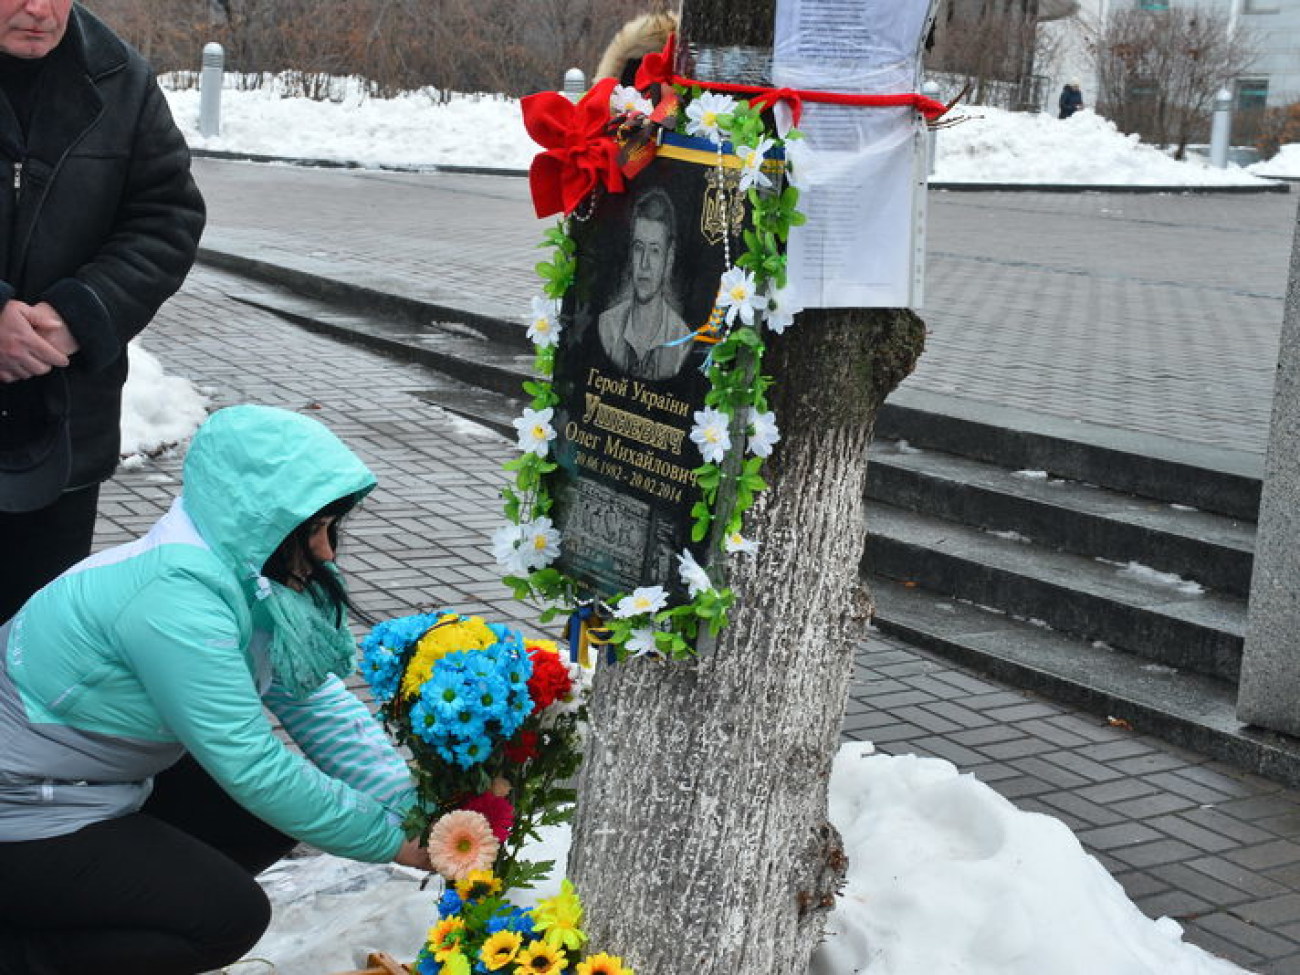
top-left (700, 166), bottom-right (747, 246)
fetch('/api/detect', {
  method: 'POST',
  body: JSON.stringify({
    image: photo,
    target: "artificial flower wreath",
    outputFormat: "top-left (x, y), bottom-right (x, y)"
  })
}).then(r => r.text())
top-left (495, 62), bottom-right (809, 664)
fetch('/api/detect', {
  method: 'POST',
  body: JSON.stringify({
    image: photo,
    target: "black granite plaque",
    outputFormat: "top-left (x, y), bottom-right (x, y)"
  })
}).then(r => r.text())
top-left (549, 136), bottom-right (747, 599)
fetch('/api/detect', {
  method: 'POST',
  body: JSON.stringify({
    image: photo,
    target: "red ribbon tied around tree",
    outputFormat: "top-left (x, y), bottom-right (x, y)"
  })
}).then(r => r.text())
top-left (634, 34), bottom-right (949, 125)
top-left (521, 77), bottom-right (624, 219)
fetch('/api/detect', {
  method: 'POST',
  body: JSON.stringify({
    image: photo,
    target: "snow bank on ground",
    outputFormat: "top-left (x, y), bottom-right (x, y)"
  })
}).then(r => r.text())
top-left (161, 79), bottom-right (1274, 187)
top-left (165, 82), bottom-right (536, 171)
top-left (119, 341), bottom-right (209, 462)
top-left (935, 108), bottom-right (1265, 186)
top-left (1250, 143), bottom-right (1300, 179)
top-left (242, 747), bottom-right (1251, 975)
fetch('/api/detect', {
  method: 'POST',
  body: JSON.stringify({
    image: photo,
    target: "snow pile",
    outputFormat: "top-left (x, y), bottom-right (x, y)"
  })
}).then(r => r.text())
top-left (1249, 144), bottom-right (1300, 179)
top-left (165, 82), bottom-right (536, 171)
top-left (935, 108), bottom-right (1266, 186)
top-left (119, 341), bottom-right (209, 462)
top-left (814, 747), bottom-right (1247, 975)
top-left (244, 747), bottom-right (1252, 975)
top-left (161, 79), bottom-right (1277, 187)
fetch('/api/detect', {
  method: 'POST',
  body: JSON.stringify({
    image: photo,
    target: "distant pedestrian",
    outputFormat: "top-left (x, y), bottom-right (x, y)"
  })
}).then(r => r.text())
top-left (1059, 80), bottom-right (1084, 119)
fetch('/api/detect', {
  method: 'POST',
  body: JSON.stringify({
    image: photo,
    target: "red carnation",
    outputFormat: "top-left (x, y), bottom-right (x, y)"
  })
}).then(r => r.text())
top-left (527, 644), bottom-right (574, 713)
top-left (503, 729), bottom-right (540, 765)
top-left (459, 792), bottom-right (515, 844)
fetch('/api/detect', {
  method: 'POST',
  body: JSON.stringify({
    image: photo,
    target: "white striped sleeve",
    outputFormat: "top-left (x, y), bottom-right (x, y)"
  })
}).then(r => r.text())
top-left (262, 675), bottom-right (417, 814)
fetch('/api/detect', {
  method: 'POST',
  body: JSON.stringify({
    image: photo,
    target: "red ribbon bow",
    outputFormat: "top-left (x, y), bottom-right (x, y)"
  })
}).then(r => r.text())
top-left (521, 77), bottom-right (624, 219)
top-left (633, 32), bottom-right (677, 92)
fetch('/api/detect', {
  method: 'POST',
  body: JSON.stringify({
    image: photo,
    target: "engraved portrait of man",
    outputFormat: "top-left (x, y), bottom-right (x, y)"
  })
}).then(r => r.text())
top-left (597, 187), bottom-right (693, 382)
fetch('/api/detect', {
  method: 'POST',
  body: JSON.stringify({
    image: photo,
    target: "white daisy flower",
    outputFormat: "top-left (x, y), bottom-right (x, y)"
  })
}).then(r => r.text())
top-left (747, 408), bottom-right (781, 458)
top-left (513, 406), bottom-right (555, 457)
top-left (736, 138), bottom-right (775, 193)
top-left (625, 627), bottom-right (659, 657)
top-left (519, 516), bottom-right (561, 570)
top-left (716, 267), bottom-right (766, 328)
top-left (491, 522), bottom-right (526, 569)
top-left (611, 84), bottom-right (653, 117)
top-left (724, 531), bottom-right (759, 555)
top-left (782, 136), bottom-right (815, 190)
top-left (685, 91), bottom-right (738, 144)
top-left (525, 295), bottom-right (562, 348)
top-left (765, 282), bottom-right (802, 335)
top-left (613, 585), bottom-right (670, 619)
top-left (690, 407), bottom-right (732, 464)
top-left (677, 548), bottom-right (713, 598)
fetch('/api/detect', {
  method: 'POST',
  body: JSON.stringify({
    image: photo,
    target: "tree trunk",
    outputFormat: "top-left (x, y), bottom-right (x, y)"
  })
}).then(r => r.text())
top-left (567, 7), bottom-right (927, 972)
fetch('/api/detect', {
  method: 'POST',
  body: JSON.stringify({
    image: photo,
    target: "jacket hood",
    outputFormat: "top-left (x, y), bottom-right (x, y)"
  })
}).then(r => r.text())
top-left (181, 405), bottom-right (376, 581)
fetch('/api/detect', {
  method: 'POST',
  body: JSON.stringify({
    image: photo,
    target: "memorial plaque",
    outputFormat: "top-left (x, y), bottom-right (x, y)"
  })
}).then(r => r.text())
top-left (549, 135), bottom-right (748, 600)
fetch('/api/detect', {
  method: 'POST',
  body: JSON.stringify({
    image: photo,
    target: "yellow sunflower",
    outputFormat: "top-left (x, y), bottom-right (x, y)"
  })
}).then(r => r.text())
top-left (428, 916), bottom-right (466, 961)
top-left (481, 930), bottom-right (523, 971)
top-left (513, 939), bottom-right (566, 975)
top-left (576, 953), bottom-right (633, 975)
top-left (455, 868), bottom-right (503, 901)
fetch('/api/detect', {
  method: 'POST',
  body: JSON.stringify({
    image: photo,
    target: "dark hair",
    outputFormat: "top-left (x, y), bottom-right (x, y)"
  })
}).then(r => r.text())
top-left (262, 494), bottom-right (374, 626)
top-left (632, 187), bottom-right (675, 244)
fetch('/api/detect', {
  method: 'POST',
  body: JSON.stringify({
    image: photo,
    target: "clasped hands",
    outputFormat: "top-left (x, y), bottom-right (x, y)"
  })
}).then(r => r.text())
top-left (0, 300), bottom-right (79, 382)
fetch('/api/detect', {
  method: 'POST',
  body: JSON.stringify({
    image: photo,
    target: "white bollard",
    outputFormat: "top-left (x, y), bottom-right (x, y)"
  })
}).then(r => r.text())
top-left (1209, 87), bottom-right (1232, 169)
top-left (562, 67), bottom-right (586, 102)
top-left (199, 42), bottom-right (224, 138)
top-left (922, 80), bottom-right (941, 177)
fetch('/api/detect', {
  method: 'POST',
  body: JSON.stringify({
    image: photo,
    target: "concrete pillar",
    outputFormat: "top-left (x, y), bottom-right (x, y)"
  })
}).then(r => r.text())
top-left (562, 67), bottom-right (586, 102)
top-left (1238, 210), bottom-right (1300, 735)
top-left (1209, 88), bottom-right (1232, 169)
top-left (199, 42), bottom-right (224, 138)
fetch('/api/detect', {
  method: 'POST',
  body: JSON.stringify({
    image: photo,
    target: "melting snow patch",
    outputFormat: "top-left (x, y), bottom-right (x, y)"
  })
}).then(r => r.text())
top-left (1100, 559), bottom-right (1205, 596)
top-left (987, 529), bottom-right (1032, 544)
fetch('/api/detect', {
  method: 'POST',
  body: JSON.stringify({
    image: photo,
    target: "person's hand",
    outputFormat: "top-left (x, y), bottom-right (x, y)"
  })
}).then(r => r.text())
top-left (26, 302), bottom-right (79, 358)
top-left (0, 300), bottom-right (68, 381)
top-left (394, 837), bottom-right (432, 871)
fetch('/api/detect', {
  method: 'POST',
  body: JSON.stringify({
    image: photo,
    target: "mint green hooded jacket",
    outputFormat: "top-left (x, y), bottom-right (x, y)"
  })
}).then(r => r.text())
top-left (0, 405), bottom-right (413, 860)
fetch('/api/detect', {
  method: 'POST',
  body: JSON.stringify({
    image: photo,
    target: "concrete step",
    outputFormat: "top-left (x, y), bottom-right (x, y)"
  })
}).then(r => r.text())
top-left (203, 243), bottom-right (531, 352)
top-left (867, 576), bottom-right (1300, 787)
top-left (866, 503), bottom-right (1247, 683)
top-left (879, 388), bottom-right (1262, 521)
top-left (227, 290), bottom-right (535, 400)
top-left (869, 438), bottom-right (1256, 598)
top-left (410, 385), bottom-right (520, 440)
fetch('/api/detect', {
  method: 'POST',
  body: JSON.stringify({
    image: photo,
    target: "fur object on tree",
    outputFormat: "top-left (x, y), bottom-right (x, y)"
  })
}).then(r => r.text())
top-left (594, 10), bottom-right (679, 84)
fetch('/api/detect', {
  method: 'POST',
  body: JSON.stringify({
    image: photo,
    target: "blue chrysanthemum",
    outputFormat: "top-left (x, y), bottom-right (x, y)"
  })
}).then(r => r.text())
top-left (450, 736), bottom-right (491, 768)
top-left (485, 906), bottom-right (535, 935)
top-left (358, 611), bottom-right (449, 703)
top-left (436, 888), bottom-right (463, 918)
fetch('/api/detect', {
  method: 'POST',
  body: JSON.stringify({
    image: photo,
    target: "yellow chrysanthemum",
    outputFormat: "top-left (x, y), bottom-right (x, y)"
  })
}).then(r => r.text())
top-left (576, 953), bottom-right (633, 975)
top-left (439, 950), bottom-right (471, 975)
top-left (526, 638), bottom-right (560, 657)
top-left (513, 939), bottom-right (566, 975)
top-left (456, 868), bottom-right (503, 901)
top-left (531, 879), bottom-right (587, 953)
top-left (401, 614), bottom-right (498, 697)
top-left (428, 916), bottom-right (466, 960)
top-left (481, 930), bottom-right (523, 971)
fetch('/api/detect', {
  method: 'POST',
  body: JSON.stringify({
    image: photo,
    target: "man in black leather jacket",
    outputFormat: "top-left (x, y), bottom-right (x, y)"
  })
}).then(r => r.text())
top-left (0, 0), bottom-right (205, 622)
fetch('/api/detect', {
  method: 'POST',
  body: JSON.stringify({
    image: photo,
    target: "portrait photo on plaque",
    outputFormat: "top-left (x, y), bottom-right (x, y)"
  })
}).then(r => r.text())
top-left (548, 138), bottom-right (754, 601)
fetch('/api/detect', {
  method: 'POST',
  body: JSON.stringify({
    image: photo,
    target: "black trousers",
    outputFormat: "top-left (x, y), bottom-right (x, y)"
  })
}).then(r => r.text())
top-left (0, 756), bottom-right (296, 975)
top-left (0, 484), bottom-right (100, 625)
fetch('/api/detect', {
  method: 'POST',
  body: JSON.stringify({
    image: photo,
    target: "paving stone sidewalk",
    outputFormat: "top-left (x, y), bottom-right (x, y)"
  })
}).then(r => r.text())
top-left (192, 158), bottom-right (1300, 457)
top-left (117, 265), bottom-right (1300, 973)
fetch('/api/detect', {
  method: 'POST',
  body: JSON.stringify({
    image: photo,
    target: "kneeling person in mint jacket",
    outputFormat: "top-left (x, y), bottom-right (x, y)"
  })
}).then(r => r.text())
top-left (0, 404), bottom-right (429, 974)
